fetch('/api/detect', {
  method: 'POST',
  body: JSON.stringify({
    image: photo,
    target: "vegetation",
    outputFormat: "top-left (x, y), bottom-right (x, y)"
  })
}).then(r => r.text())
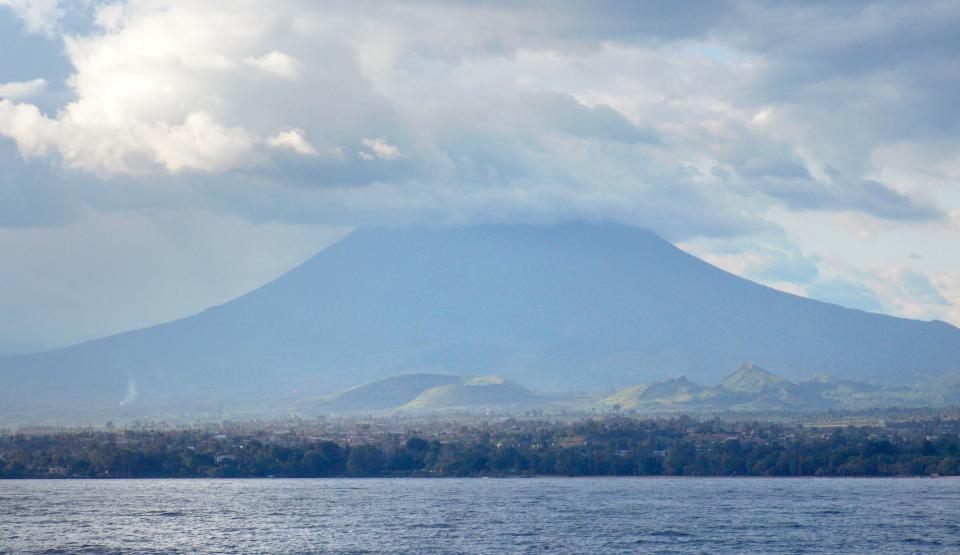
top-left (3, 416), bottom-right (960, 478)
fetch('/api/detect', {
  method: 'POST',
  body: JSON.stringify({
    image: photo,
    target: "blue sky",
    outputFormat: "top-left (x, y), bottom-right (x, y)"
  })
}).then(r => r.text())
top-left (0, 0), bottom-right (958, 353)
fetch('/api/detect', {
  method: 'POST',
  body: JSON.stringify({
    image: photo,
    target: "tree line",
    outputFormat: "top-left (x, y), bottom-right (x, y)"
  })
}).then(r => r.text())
top-left (3, 417), bottom-right (960, 478)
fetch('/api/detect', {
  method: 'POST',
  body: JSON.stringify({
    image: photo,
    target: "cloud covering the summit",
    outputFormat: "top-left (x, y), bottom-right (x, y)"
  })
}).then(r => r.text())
top-left (0, 0), bottom-right (959, 349)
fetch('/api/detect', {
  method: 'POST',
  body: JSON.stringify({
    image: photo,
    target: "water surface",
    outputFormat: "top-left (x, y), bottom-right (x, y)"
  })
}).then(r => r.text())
top-left (3, 477), bottom-right (959, 553)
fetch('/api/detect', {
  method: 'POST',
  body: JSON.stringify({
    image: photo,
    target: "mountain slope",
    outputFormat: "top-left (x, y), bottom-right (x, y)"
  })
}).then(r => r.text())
top-left (1, 222), bottom-right (958, 414)
top-left (604, 377), bottom-right (715, 410)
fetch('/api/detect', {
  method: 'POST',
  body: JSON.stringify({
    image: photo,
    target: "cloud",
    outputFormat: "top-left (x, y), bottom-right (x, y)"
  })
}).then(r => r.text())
top-left (0, 0), bottom-right (958, 341)
top-left (845, 181), bottom-right (946, 222)
top-left (680, 226), bottom-right (960, 326)
top-left (760, 178), bottom-right (946, 222)
top-left (0, 0), bottom-right (62, 36)
top-left (890, 268), bottom-right (950, 306)
top-left (526, 91), bottom-right (659, 144)
top-left (0, 100), bottom-right (258, 173)
top-left (0, 0), bottom-right (953, 232)
top-left (267, 128), bottom-right (317, 156)
top-left (360, 137), bottom-right (401, 161)
top-left (0, 78), bottom-right (47, 100)
top-left (244, 51), bottom-right (304, 80)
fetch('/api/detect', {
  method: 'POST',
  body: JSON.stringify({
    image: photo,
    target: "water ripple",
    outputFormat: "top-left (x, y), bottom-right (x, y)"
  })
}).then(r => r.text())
top-left (2, 478), bottom-right (960, 553)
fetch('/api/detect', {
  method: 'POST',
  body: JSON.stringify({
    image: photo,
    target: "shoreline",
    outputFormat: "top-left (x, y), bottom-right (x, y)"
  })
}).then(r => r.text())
top-left (3, 474), bottom-right (957, 481)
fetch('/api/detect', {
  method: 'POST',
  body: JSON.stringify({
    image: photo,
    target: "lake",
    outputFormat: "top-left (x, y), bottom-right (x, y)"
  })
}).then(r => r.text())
top-left (3, 477), bottom-right (959, 553)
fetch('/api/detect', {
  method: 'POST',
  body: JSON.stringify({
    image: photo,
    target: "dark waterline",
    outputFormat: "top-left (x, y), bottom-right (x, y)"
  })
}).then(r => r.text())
top-left (3, 477), bottom-right (959, 553)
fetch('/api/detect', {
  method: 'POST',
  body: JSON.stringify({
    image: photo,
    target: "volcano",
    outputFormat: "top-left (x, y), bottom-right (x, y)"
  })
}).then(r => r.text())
top-left (2, 222), bottom-right (958, 414)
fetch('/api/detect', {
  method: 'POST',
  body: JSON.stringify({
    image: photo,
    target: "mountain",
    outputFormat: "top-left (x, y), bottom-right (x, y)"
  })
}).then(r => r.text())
top-left (1, 222), bottom-right (959, 420)
top-left (719, 362), bottom-right (813, 404)
top-left (302, 373), bottom-right (463, 413)
top-left (721, 363), bottom-right (791, 393)
top-left (400, 375), bottom-right (537, 411)
top-left (300, 374), bottom-right (537, 414)
top-left (604, 377), bottom-right (714, 410)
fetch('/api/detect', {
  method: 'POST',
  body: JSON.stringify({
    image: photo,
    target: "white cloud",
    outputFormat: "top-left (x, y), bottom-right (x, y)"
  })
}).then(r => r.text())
top-left (267, 128), bottom-right (317, 156)
top-left (0, 78), bottom-right (47, 100)
top-left (0, 100), bottom-right (257, 173)
top-left (0, 2), bottom-right (276, 174)
top-left (0, 0), bottom-right (62, 35)
top-left (244, 51), bottom-right (304, 80)
top-left (146, 111), bottom-right (259, 173)
top-left (94, 2), bottom-right (126, 31)
top-left (0, 100), bottom-right (56, 158)
top-left (360, 136), bottom-right (400, 160)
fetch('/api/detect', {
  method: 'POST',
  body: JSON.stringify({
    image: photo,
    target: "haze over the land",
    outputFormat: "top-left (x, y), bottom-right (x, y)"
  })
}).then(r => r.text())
top-left (0, 0), bottom-right (959, 356)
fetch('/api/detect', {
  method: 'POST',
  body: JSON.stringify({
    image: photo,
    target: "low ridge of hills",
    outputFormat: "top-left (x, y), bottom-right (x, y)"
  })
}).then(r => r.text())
top-left (602, 363), bottom-right (960, 413)
top-left (298, 364), bottom-right (960, 416)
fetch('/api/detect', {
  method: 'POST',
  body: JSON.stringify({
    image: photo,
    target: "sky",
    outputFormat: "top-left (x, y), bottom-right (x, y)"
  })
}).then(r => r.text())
top-left (0, 0), bottom-right (958, 353)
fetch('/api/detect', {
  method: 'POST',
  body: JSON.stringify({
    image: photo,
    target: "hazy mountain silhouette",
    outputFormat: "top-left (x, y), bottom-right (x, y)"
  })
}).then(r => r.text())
top-left (1, 222), bottom-right (959, 414)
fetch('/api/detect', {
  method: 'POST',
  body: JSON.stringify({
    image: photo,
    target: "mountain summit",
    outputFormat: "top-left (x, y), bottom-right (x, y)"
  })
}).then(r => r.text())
top-left (721, 363), bottom-right (792, 394)
top-left (1, 222), bottom-right (958, 417)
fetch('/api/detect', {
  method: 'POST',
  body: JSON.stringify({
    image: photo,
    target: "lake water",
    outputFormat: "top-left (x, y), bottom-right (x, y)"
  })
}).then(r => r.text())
top-left (2, 477), bottom-right (959, 553)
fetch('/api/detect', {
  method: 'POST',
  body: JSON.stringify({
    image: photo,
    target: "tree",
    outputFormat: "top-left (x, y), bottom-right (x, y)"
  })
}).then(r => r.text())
top-left (346, 445), bottom-right (386, 476)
